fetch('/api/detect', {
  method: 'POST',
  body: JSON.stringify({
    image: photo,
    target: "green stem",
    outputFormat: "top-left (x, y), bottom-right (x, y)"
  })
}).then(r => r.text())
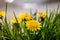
top-left (5, 3), bottom-right (8, 15)
top-left (5, 3), bottom-right (8, 23)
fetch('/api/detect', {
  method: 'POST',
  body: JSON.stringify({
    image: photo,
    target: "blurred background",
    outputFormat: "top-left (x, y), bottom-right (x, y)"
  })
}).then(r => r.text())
top-left (0, 0), bottom-right (60, 19)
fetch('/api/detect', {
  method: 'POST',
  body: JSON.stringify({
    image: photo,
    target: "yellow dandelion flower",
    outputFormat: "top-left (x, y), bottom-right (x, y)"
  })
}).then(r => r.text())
top-left (18, 13), bottom-right (32, 21)
top-left (25, 15), bottom-right (32, 20)
top-left (38, 12), bottom-right (46, 18)
top-left (11, 18), bottom-right (21, 23)
top-left (26, 20), bottom-right (41, 31)
top-left (0, 11), bottom-right (5, 17)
